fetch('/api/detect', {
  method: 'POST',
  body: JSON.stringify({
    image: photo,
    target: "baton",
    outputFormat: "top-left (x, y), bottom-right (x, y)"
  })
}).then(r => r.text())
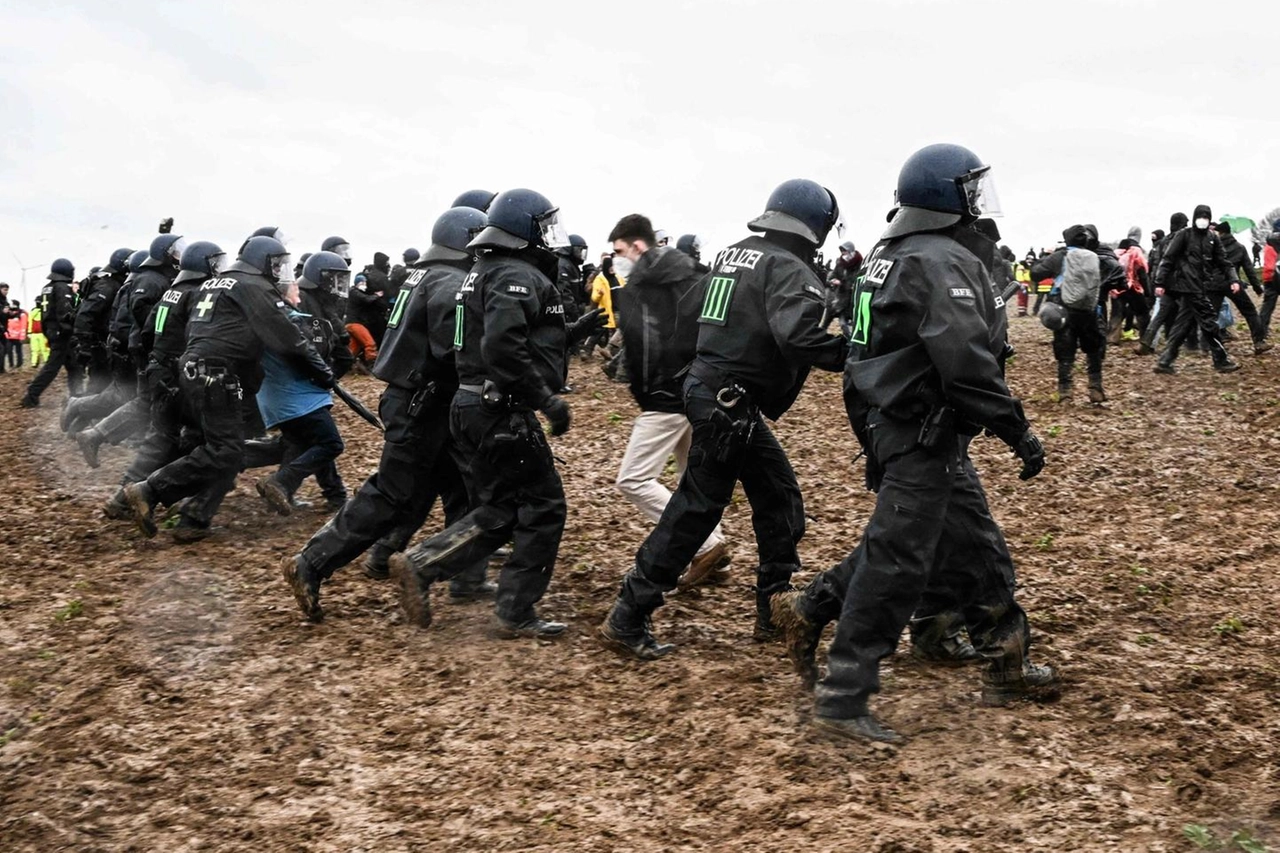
top-left (334, 381), bottom-right (384, 432)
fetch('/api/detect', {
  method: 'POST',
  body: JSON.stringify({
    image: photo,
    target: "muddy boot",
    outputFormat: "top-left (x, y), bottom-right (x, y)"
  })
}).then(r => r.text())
top-left (909, 613), bottom-right (981, 667)
top-left (770, 590), bottom-right (822, 690)
top-left (492, 614), bottom-right (567, 639)
top-left (449, 562), bottom-right (498, 601)
top-left (1214, 357), bottom-right (1241, 373)
top-left (981, 660), bottom-right (1060, 707)
top-left (255, 474), bottom-right (293, 516)
top-left (281, 554), bottom-right (323, 623)
top-left (103, 489), bottom-right (132, 521)
top-left (1086, 372), bottom-right (1107, 405)
top-left (391, 551), bottom-right (435, 629)
top-left (364, 543), bottom-right (395, 581)
top-left (753, 568), bottom-right (793, 642)
top-left (122, 481), bottom-right (158, 538)
top-left (171, 518), bottom-right (212, 544)
top-left (60, 396), bottom-right (85, 433)
top-left (1055, 361), bottom-right (1074, 401)
top-left (76, 427), bottom-right (105, 468)
top-left (678, 542), bottom-right (731, 589)
top-left (1254, 341), bottom-right (1274, 355)
top-left (812, 713), bottom-right (903, 744)
top-left (598, 597), bottom-right (674, 660)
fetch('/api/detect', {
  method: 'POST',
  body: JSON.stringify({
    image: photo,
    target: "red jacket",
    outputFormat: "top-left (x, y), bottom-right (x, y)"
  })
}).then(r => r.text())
top-left (1264, 243), bottom-right (1278, 284)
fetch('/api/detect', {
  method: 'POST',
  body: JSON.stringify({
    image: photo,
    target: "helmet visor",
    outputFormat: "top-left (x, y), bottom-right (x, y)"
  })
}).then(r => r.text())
top-left (537, 209), bottom-right (571, 250)
top-left (959, 167), bottom-right (1002, 218)
top-left (325, 268), bottom-right (351, 298)
top-left (209, 252), bottom-right (229, 275)
top-left (270, 253), bottom-right (295, 284)
top-left (330, 242), bottom-right (351, 261)
top-left (169, 236), bottom-right (189, 262)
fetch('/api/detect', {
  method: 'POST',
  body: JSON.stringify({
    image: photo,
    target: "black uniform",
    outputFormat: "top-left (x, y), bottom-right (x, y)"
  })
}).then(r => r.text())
top-left (139, 270), bottom-right (331, 527)
top-left (1209, 232), bottom-right (1264, 348)
top-left (1154, 216), bottom-right (1240, 370)
top-left (73, 270), bottom-right (127, 392)
top-left (616, 233), bottom-right (846, 632)
top-left (296, 259), bottom-right (477, 590)
top-left (22, 276), bottom-right (77, 405)
top-left (399, 250), bottom-right (568, 626)
top-left (127, 267), bottom-right (176, 369)
top-left (556, 254), bottom-right (584, 325)
top-left (795, 227), bottom-right (1041, 722)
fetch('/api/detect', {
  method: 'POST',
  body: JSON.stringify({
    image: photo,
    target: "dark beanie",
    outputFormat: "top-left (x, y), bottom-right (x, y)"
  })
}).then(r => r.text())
top-left (1170, 212), bottom-right (1188, 230)
top-left (1214, 221), bottom-right (1231, 235)
top-left (1063, 224), bottom-right (1090, 248)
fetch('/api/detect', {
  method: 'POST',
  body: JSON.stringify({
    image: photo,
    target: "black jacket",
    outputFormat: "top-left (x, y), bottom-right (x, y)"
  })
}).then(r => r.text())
top-left (373, 259), bottom-right (467, 392)
top-left (72, 271), bottom-right (126, 351)
top-left (37, 278), bottom-right (77, 345)
top-left (556, 255), bottom-right (583, 323)
top-left (615, 246), bottom-right (702, 413)
top-left (455, 251), bottom-right (567, 408)
top-left (694, 234), bottom-right (846, 420)
top-left (348, 267), bottom-right (390, 335)
top-left (127, 267), bottom-right (176, 357)
top-left (843, 229), bottom-right (1029, 447)
top-left (1212, 233), bottom-right (1261, 293)
top-left (183, 270), bottom-right (331, 392)
top-left (1155, 227), bottom-right (1238, 294)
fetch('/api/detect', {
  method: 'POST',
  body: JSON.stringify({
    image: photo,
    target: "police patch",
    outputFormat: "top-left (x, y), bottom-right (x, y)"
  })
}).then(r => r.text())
top-left (948, 287), bottom-right (975, 299)
top-left (507, 285), bottom-right (529, 295)
top-left (864, 258), bottom-right (895, 284)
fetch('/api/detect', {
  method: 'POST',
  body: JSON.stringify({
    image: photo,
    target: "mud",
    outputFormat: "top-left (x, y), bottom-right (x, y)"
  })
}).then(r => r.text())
top-left (1, 318), bottom-right (1277, 852)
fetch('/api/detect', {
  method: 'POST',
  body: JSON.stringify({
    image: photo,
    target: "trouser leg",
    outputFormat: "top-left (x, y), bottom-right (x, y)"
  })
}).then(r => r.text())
top-left (146, 374), bottom-right (245, 509)
top-left (274, 409), bottom-right (344, 495)
top-left (23, 342), bottom-right (68, 403)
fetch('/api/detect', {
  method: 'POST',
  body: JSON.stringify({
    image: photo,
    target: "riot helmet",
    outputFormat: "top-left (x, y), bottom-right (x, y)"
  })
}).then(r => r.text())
top-left (231, 236), bottom-right (293, 285)
top-left (569, 233), bottom-right (588, 264)
top-left (452, 189), bottom-right (498, 212)
top-left (301, 251), bottom-right (352, 297)
top-left (144, 233), bottom-right (186, 269)
top-left (107, 247), bottom-right (134, 275)
top-left (126, 250), bottom-right (150, 274)
top-left (403, 247), bottom-right (420, 264)
top-left (321, 236), bottom-right (352, 264)
top-left (884, 143), bottom-right (1000, 239)
top-left (467, 188), bottom-right (568, 251)
top-left (1039, 301), bottom-right (1068, 331)
top-left (48, 258), bottom-right (75, 282)
top-left (173, 241), bottom-right (227, 284)
top-left (424, 206), bottom-right (488, 262)
top-left (747, 179), bottom-right (843, 246)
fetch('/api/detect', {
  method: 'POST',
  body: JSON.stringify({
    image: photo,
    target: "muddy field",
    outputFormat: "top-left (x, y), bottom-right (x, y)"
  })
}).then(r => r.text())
top-left (1, 317), bottom-right (1277, 852)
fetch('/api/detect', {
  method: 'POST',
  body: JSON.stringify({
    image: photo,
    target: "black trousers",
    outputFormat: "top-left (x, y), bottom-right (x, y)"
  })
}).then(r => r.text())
top-left (1052, 305), bottom-right (1106, 374)
top-left (1158, 291), bottom-right (1229, 366)
top-left (276, 407), bottom-right (344, 496)
top-left (1260, 280), bottom-right (1280, 338)
top-left (619, 377), bottom-right (805, 615)
top-left (401, 391), bottom-right (565, 623)
top-left (299, 386), bottom-right (469, 580)
top-left (24, 341), bottom-right (70, 403)
top-left (812, 420), bottom-right (1028, 720)
top-left (146, 371), bottom-right (245, 522)
top-left (122, 393), bottom-right (187, 487)
top-left (1209, 289), bottom-right (1262, 344)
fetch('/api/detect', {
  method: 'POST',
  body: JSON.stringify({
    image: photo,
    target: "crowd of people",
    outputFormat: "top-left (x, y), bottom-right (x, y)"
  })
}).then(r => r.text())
top-left (15, 141), bottom-right (1272, 744)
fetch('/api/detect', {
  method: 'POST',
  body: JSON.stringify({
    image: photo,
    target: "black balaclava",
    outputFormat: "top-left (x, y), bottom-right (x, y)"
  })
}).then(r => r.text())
top-left (373, 251), bottom-right (390, 272)
top-left (1192, 204), bottom-right (1212, 230)
top-left (1063, 224), bottom-right (1090, 248)
top-left (1170, 212), bottom-right (1189, 232)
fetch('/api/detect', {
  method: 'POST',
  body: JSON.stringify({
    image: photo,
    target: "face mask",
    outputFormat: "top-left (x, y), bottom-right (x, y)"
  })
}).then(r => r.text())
top-left (1195, 218), bottom-right (1210, 230)
top-left (611, 256), bottom-right (635, 278)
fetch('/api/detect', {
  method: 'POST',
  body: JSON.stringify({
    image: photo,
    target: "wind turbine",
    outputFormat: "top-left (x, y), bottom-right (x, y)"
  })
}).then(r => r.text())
top-left (11, 253), bottom-right (46, 307)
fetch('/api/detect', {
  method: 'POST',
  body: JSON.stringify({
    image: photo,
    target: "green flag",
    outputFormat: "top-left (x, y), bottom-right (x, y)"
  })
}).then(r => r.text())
top-left (1220, 215), bottom-right (1255, 234)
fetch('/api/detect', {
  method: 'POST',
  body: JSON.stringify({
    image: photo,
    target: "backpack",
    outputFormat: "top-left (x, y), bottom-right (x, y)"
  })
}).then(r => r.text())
top-left (1056, 247), bottom-right (1101, 310)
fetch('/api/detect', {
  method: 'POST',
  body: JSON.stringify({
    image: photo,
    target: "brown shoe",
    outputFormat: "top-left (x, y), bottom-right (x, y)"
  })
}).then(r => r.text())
top-left (770, 590), bottom-right (822, 690)
top-left (281, 555), bottom-right (323, 623)
top-left (678, 542), bottom-right (731, 589)
top-left (392, 552), bottom-right (433, 629)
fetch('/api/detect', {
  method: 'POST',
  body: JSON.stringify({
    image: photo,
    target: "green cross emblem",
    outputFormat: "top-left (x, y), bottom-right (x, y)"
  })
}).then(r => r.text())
top-left (196, 294), bottom-right (216, 318)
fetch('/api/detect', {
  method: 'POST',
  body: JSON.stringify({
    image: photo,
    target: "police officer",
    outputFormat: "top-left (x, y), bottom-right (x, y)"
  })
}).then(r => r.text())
top-left (770, 144), bottom-right (1055, 744)
top-left (557, 234), bottom-right (587, 324)
top-left (394, 188), bottom-right (603, 638)
top-left (452, 189), bottom-right (497, 212)
top-left (21, 258), bottom-right (78, 408)
top-left (282, 211), bottom-right (492, 622)
top-left (598, 179), bottom-right (848, 660)
top-left (102, 241), bottom-right (227, 530)
top-left (122, 236), bottom-right (332, 538)
top-left (128, 234), bottom-right (186, 372)
top-left (71, 248), bottom-right (133, 394)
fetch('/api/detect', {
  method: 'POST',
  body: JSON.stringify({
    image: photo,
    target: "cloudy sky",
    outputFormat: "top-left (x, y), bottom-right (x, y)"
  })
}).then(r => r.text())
top-left (0, 0), bottom-right (1273, 305)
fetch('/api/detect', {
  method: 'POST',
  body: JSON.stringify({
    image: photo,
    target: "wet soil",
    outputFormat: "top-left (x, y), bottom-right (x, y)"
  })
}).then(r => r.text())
top-left (1, 318), bottom-right (1277, 852)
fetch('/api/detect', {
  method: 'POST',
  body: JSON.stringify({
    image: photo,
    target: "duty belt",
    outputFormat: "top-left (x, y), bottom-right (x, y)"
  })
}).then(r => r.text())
top-left (458, 384), bottom-right (485, 394)
top-left (181, 358), bottom-right (232, 380)
top-left (686, 360), bottom-right (753, 409)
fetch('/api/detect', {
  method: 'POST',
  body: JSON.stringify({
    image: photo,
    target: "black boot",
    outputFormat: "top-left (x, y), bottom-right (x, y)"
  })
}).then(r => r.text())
top-left (1086, 372), bottom-right (1107, 404)
top-left (76, 427), bottom-right (105, 468)
top-left (122, 481), bottom-right (158, 538)
top-left (981, 659), bottom-right (1060, 706)
top-left (770, 590), bottom-right (822, 689)
top-left (1055, 361), bottom-right (1074, 401)
top-left (255, 474), bottom-right (293, 516)
top-left (391, 551), bottom-right (435, 629)
top-left (492, 614), bottom-right (567, 639)
top-left (909, 613), bottom-right (981, 667)
top-left (364, 543), bottom-right (394, 581)
top-left (812, 713), bottom-right (904, 744)
top-left (103, 489), bottom-right (131, 521)
top-left (598, 597), bottom-right (674, 660)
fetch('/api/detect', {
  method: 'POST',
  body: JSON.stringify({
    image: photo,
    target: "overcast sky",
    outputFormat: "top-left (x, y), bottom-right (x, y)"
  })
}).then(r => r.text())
top-left (0, 0), bottom-right (1274, 306)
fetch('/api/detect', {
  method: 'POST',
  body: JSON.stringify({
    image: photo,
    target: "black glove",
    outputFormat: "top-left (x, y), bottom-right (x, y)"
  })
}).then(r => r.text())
top-left (158, 217), bottom-right (174, 234)
top-left (540, 394), bottom-right (571, 436)
top-left (1012, 430), bottom-right (1045, 480)
top-left (311, 371), bottom-right (335, 390)
top-left (567, 308), bottom-right (607, 346)
top-left (1253, 284), bottom-right (1264, 296)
